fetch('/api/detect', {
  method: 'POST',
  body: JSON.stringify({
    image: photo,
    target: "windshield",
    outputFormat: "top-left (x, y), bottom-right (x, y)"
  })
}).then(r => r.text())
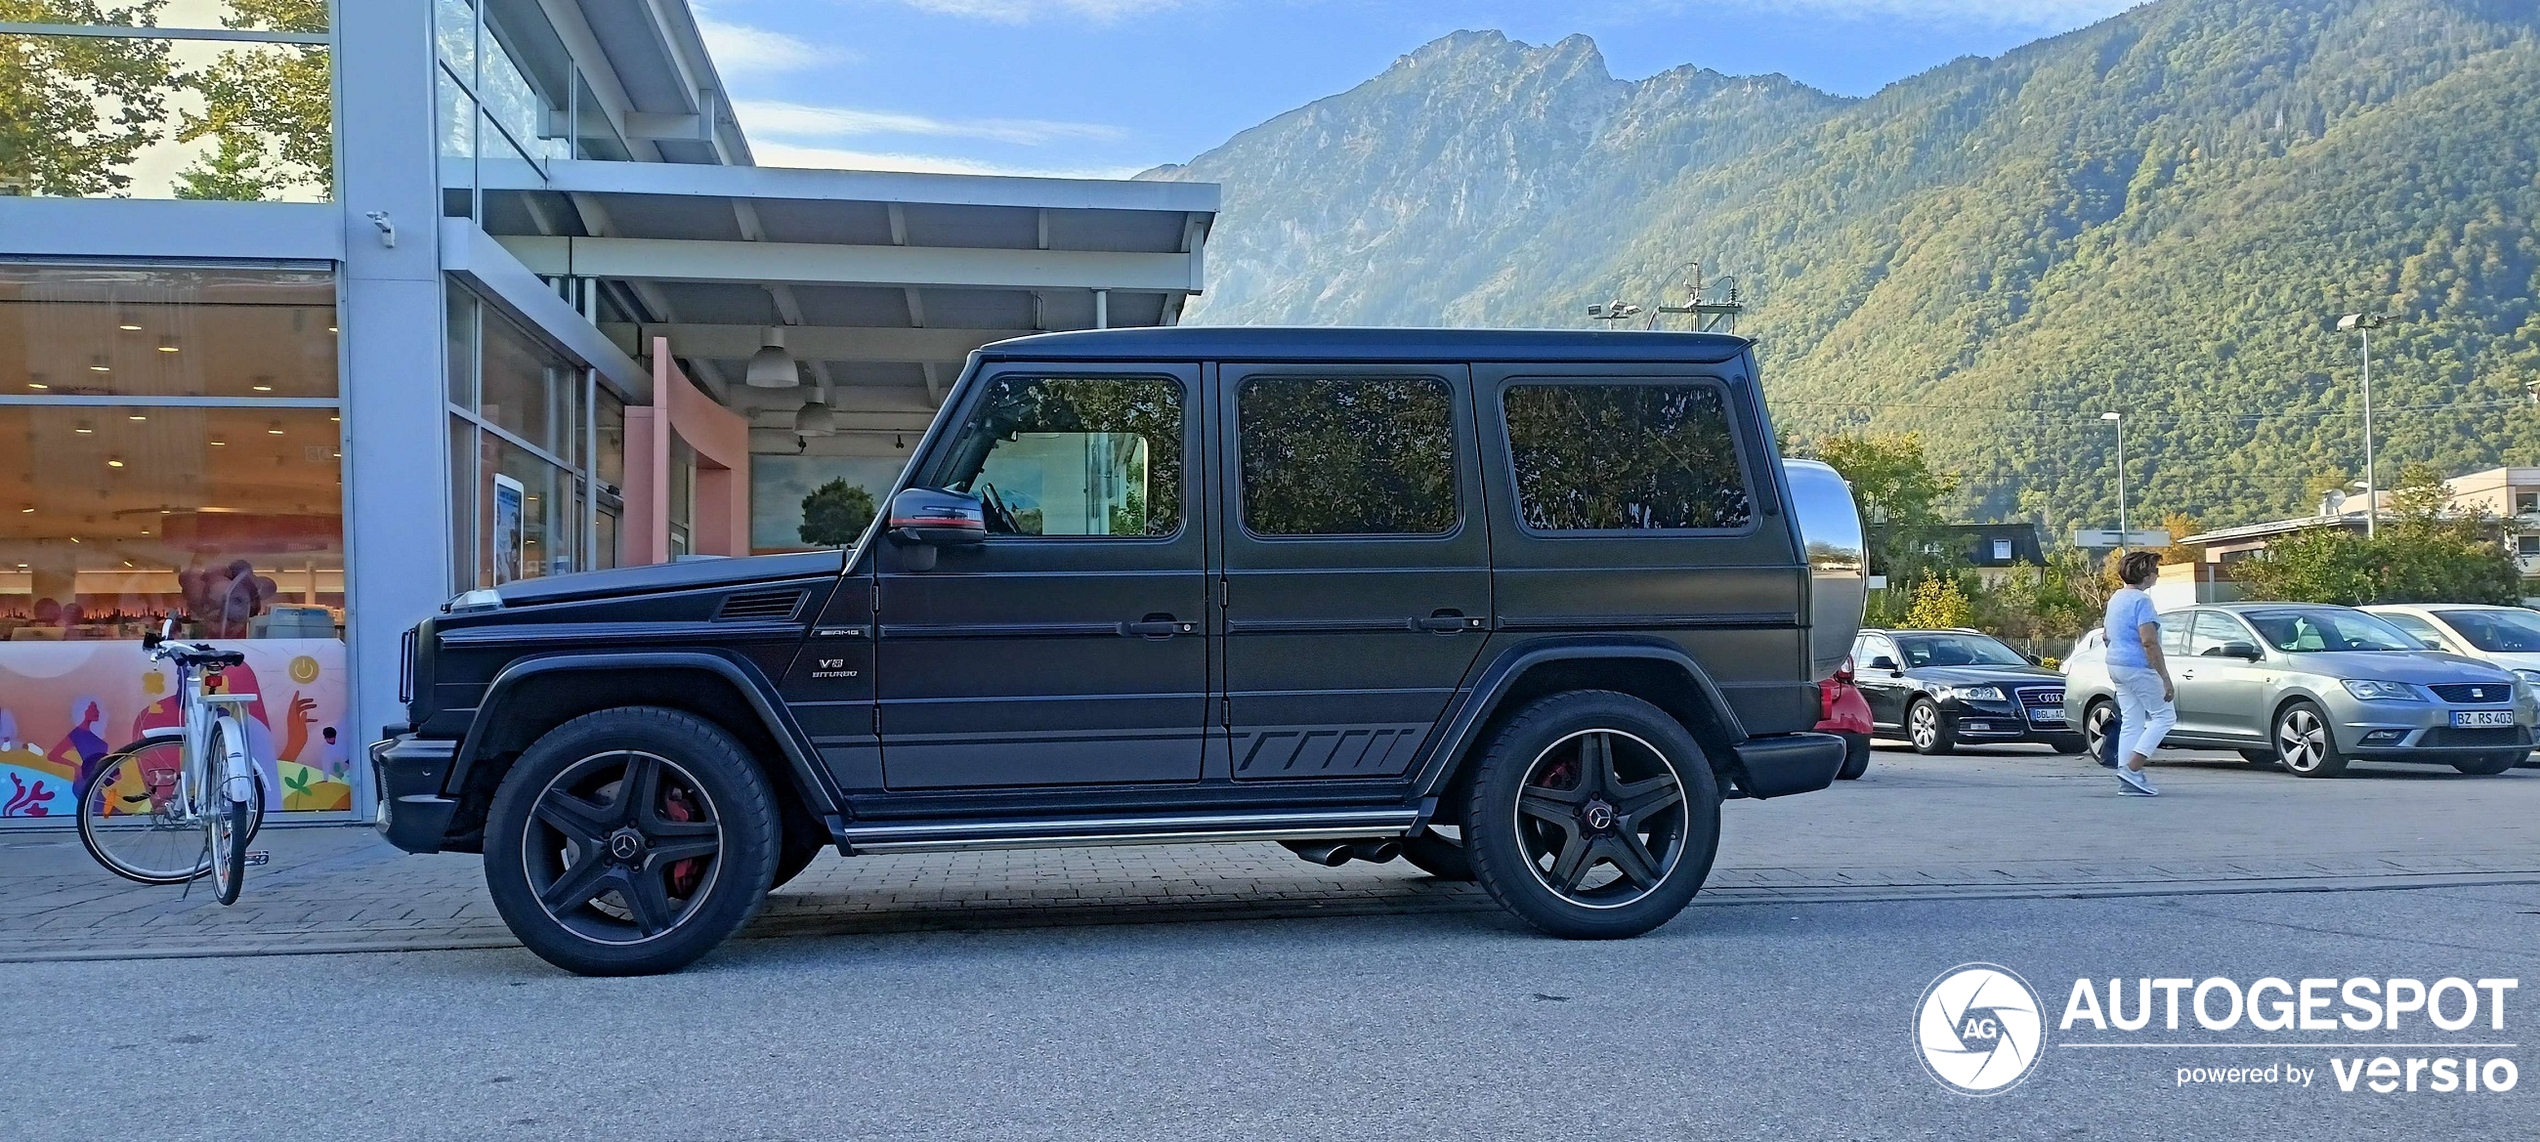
top-left (1891, 633), bottom-right (2029, 668)
top-left (2437, 609), bottom-right (2540, 653)
top-left (2241, 609), bottom-right (2418, 653)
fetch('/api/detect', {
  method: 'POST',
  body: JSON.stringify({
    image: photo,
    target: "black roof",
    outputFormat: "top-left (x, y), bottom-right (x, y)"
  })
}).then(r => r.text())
top-left (975, 326), bottom-right (1753, 364)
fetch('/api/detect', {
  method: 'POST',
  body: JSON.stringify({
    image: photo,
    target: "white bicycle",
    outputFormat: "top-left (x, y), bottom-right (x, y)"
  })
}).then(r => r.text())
top-left (74, 616), bottom-right (267, 904)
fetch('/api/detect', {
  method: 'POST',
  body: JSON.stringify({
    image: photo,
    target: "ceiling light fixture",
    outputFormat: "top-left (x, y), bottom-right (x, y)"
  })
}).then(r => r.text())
top-left (795, 388), bottom-right (837, 437)
top-left (106, 458), bottom-right (125, 468)
top-left (155, 336), bottom-right (178, 353)
top-left (266, 426), bottom-right (284, 435)
top-left (73, 424), bottom-right (93, 434)
top-left (744, 326), bottom-right (798, 388)
top-left (128, 414), bottom-right (147, 421)
top-left (26, 381), bottom-right (46, 391)
top-left (209, 440), bottom-right (226, 447)
top-left (88, 356), bottom-right (111, 373)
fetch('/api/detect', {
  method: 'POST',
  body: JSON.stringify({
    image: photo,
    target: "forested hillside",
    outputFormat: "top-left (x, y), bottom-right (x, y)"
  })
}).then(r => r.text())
top-left (1145, 0), bottom-right (2540, 532)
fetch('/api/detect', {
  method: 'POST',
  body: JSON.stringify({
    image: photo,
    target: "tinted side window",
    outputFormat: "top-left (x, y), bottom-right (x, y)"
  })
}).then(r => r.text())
top-left (1502, 382), bottom-right (1752, 531)
top-left (941, 376), bottom-right (1182, 537)
top-left (1239, 376), bottom-right (1457, 536)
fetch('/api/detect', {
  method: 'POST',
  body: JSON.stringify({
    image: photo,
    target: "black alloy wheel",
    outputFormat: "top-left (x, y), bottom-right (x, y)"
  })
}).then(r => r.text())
top-left (1465, 691), bottom-right (1719, 939)
top-left (484, 708), bottom-right (777, 976)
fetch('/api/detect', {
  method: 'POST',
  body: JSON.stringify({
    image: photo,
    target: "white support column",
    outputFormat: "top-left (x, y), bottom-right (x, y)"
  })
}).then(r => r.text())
top-left (1094, 289), bottom-right (1109, 330)
top-left (338, 0), bottom-right (451, 755)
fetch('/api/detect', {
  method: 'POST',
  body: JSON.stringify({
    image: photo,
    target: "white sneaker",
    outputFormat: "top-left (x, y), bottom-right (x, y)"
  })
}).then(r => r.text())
top-left (2118, 767), bottom-right (2158, 796)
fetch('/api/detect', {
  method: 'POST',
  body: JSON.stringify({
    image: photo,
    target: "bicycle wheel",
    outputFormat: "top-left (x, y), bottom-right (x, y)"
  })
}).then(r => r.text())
top-left (77, 738), bottom-right (205, 885)
top-left (203, 722), bottom-right (252, 904)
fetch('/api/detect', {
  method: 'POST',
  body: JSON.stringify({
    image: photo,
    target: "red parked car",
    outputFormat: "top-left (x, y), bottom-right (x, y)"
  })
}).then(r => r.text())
top-left (1817, 657), bottom-right (1874, 780)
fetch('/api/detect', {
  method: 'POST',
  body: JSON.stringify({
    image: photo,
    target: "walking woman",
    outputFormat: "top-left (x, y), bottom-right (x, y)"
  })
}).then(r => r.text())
top-left (2103, 550), bottom-right (2175, 795)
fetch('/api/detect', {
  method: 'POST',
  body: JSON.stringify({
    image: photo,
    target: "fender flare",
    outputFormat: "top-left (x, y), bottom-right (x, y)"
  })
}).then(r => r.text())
top-left (1409, 636), bottom-right (1751, 799)
top-left (450, 650), bottom-right (841, 819)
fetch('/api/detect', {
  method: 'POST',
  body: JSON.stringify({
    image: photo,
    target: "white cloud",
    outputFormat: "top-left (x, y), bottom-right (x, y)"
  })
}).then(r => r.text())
top-left (697, 15), bottom-right (843, 72)
top-left (867, 0), bottom-right (1180, 24)
top-left (750, 140), bottom-right (1147, 179)
top-left (735, 99), bottom-right (1129, 146)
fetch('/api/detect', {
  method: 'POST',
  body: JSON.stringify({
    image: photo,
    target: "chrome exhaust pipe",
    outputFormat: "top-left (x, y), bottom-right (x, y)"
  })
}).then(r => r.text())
top-left (1282, 840), bottom-right (1354, 867)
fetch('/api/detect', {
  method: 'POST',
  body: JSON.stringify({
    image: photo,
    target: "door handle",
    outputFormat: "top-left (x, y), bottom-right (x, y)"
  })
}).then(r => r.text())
top-left (1414, 611), bottom-right (1487, 634)
top-left (1122, 616), bottom-right (1196, 638)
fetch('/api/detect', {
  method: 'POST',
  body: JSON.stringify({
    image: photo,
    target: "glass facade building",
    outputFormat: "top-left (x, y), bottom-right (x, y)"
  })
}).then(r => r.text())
top-left (0, 0), bottom-right (1216, 827)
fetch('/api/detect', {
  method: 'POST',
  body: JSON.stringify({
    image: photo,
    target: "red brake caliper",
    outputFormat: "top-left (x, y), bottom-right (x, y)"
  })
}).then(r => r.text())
top-left (662, 787), bottom-right (705, 897)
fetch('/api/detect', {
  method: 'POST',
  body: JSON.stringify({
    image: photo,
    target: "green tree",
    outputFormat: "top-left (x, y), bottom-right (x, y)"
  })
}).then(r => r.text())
top-left (0, 1), bottom-right (177, 195)
top-left (1901, 576), bottom-right (1974, 630)
top-left (797, 480), bottom-right (876, 547)
top-left (174, 0), bottom-right (331, 200)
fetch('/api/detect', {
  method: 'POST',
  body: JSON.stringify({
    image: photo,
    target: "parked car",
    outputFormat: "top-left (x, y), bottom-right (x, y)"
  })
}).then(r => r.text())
top-left (2362, 604), bottom-right (2540, 686)
top-left (1849, 628), bottom-right (2083, 755)
top-left (1817, 656), bottom-right (1874, 779)
top-left (372, 327), bottom-right (1865, 975)
top-left (2062, 602), bottom-right (2536, 778)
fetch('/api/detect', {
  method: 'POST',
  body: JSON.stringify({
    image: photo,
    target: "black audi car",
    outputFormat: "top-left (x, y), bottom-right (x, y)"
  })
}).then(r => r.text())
top-left (1848, 628), bottom-right (2083, 755)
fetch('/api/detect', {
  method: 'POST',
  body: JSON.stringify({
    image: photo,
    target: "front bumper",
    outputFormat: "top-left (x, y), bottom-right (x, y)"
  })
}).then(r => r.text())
top-left (369, 734), bottom-right (460, 853)
top-left (1943, 697), bottom-right (2077, 742)
top-left (2324, 692), bottom-right (2536, 759)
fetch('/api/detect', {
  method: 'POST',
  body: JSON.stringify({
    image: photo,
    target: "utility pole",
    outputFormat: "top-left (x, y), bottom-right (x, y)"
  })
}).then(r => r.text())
top-left (1653, 261), bottom-right (1745, 333)
top-left (2338, 313), bottom-right (2387, 538)
top-left (2102, 411), bottom-right (2126, 550)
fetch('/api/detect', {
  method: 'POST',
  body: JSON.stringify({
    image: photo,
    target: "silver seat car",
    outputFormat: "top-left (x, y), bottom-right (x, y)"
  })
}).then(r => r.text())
top-left (2062, 602), bottom-right (2536, 778)
top-left (2361, 604), bottom-right (2540, 687)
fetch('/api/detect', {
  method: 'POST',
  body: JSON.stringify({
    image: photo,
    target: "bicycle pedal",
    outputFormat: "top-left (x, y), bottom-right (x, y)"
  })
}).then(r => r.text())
top-left (244, 851), bottom-right (271, 867)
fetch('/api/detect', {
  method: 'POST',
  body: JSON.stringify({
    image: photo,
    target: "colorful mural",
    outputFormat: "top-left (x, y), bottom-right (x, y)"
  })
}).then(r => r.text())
top-left (0, 639), bottom-right (352, 820)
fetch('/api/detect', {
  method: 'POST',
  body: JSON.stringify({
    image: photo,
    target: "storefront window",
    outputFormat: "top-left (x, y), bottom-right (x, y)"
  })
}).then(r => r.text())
top-left (0, 8), bottom-right (333, 202)
top-left (447, 285), bottom-right (609, 591)
top-left (0, 262), bottom-right (350, 820)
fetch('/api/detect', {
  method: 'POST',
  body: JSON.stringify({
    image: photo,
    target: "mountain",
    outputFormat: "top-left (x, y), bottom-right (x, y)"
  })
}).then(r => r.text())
top-left (1144, 0), bottom-right (2540, 534)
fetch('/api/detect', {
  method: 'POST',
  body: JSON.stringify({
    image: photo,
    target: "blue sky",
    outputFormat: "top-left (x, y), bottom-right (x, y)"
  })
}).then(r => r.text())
top-left (694, 0), bottom-right (2148, 178)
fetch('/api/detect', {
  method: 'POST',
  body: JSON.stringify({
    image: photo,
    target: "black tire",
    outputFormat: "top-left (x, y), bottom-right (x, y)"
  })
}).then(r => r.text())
top-left (2272, 701), bottom-right (2349, 778)
top-left (2082, 699), bottom-right (2118, 765)
top-left (77, 737), bottom-right (266, 885)
top-left (2451, 752), bottom-right (2522, 776)
top-left (2046, 735), bottom-right (2087, 756)
top-left (1464, 691), bottom-right (1720, 940)
top-left (1401, 827), bottom-right (1476, 881)
top-left (483, 707), bottom-right (779, 976)
top-left (1836, 732), bottom-right (1872, 779)
top-left (2237, 749), bottom-right (2278, 768)
top-left (207, 796), bottom-right (250, 905)
top-left (1906, 697), bottom-right (1956, 755)
top-left (770, 821), bottom-right (827, 891)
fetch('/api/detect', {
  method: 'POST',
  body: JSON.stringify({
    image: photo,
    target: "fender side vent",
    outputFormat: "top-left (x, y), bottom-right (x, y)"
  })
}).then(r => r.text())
top-left (716, 588), bottom-right (808, 623)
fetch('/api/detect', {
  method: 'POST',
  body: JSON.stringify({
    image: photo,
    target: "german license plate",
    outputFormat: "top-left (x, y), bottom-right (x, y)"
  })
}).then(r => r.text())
top-left (2451, 710), bottom-right (2516, 728)
top-left (2029, 709), bottom-right (2066, 725)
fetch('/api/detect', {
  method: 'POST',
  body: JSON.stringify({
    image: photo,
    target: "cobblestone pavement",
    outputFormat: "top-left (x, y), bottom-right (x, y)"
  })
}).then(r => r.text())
top-left (5, 746), bottom-right (2535, 962)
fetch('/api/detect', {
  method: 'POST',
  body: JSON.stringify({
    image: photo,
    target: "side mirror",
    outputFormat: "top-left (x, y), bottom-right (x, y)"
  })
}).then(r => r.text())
top-left (2214, 641), bottom-right (2262, 661)
top-left (1867, 656), bottom-right (1899, 673)
top-left (2416, 637), bottom-right (2445, 651)
top-left (885, 487), bottom-right (987, 572)
top-left (2025, 653), bottom-right (2043, 666)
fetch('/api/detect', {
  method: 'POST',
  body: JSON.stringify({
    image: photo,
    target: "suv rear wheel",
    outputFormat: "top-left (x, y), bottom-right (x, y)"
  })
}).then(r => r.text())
top-left (483, 707), bottom-right (779, 976)
top-left (1464, 691), bottom-right (1720, 939)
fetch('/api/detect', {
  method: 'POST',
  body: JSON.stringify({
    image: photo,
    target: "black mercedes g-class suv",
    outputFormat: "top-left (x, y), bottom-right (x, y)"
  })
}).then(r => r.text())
top-left (374, 327), bottom-right (1866, 974)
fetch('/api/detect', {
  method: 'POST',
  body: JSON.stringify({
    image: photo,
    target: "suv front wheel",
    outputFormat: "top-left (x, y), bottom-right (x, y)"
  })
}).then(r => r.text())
top-left (1464, 691), bottom-right (1721, 939)
top-left (483, 707), bottom-right (779, 976)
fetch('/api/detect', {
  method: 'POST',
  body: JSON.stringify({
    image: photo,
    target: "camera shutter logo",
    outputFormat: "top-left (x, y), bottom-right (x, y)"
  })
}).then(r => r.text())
top-left (1915, 963), bottom-right (2045, 1095)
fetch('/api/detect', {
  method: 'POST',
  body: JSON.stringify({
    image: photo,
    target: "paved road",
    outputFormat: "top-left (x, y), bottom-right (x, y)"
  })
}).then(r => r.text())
top-left (5, 883), bottom-right (2534, 1141)
top-left (3, 746), bottom-right (2536, 961)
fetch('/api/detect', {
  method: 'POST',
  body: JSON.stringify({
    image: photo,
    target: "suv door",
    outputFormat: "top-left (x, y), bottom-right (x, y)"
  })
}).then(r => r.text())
top-left (1476, 365), bottom-right (1808, 735)
top-left (875, 366), bottom-right (1209, 788)
top-left (2176, 609), bottom-right (2266, 743)
top-left (1215, 365), bottom-right (1491, 778)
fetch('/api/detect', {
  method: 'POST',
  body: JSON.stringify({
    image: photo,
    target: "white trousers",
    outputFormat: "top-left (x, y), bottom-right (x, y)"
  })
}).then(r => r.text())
top-left (2108, 664), bottom-right (2176, 762)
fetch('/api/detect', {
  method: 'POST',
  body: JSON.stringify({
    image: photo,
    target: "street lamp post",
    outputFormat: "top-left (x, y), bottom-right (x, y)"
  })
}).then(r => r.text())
top-left (2338, 313), bottom-right (2387, 538)
top-left (2101, 411), bottom-right (2126, 549)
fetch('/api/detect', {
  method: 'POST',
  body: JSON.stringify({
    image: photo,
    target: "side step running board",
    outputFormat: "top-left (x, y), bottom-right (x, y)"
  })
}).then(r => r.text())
top-left (837, 808), bottom-right (1421, 856)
